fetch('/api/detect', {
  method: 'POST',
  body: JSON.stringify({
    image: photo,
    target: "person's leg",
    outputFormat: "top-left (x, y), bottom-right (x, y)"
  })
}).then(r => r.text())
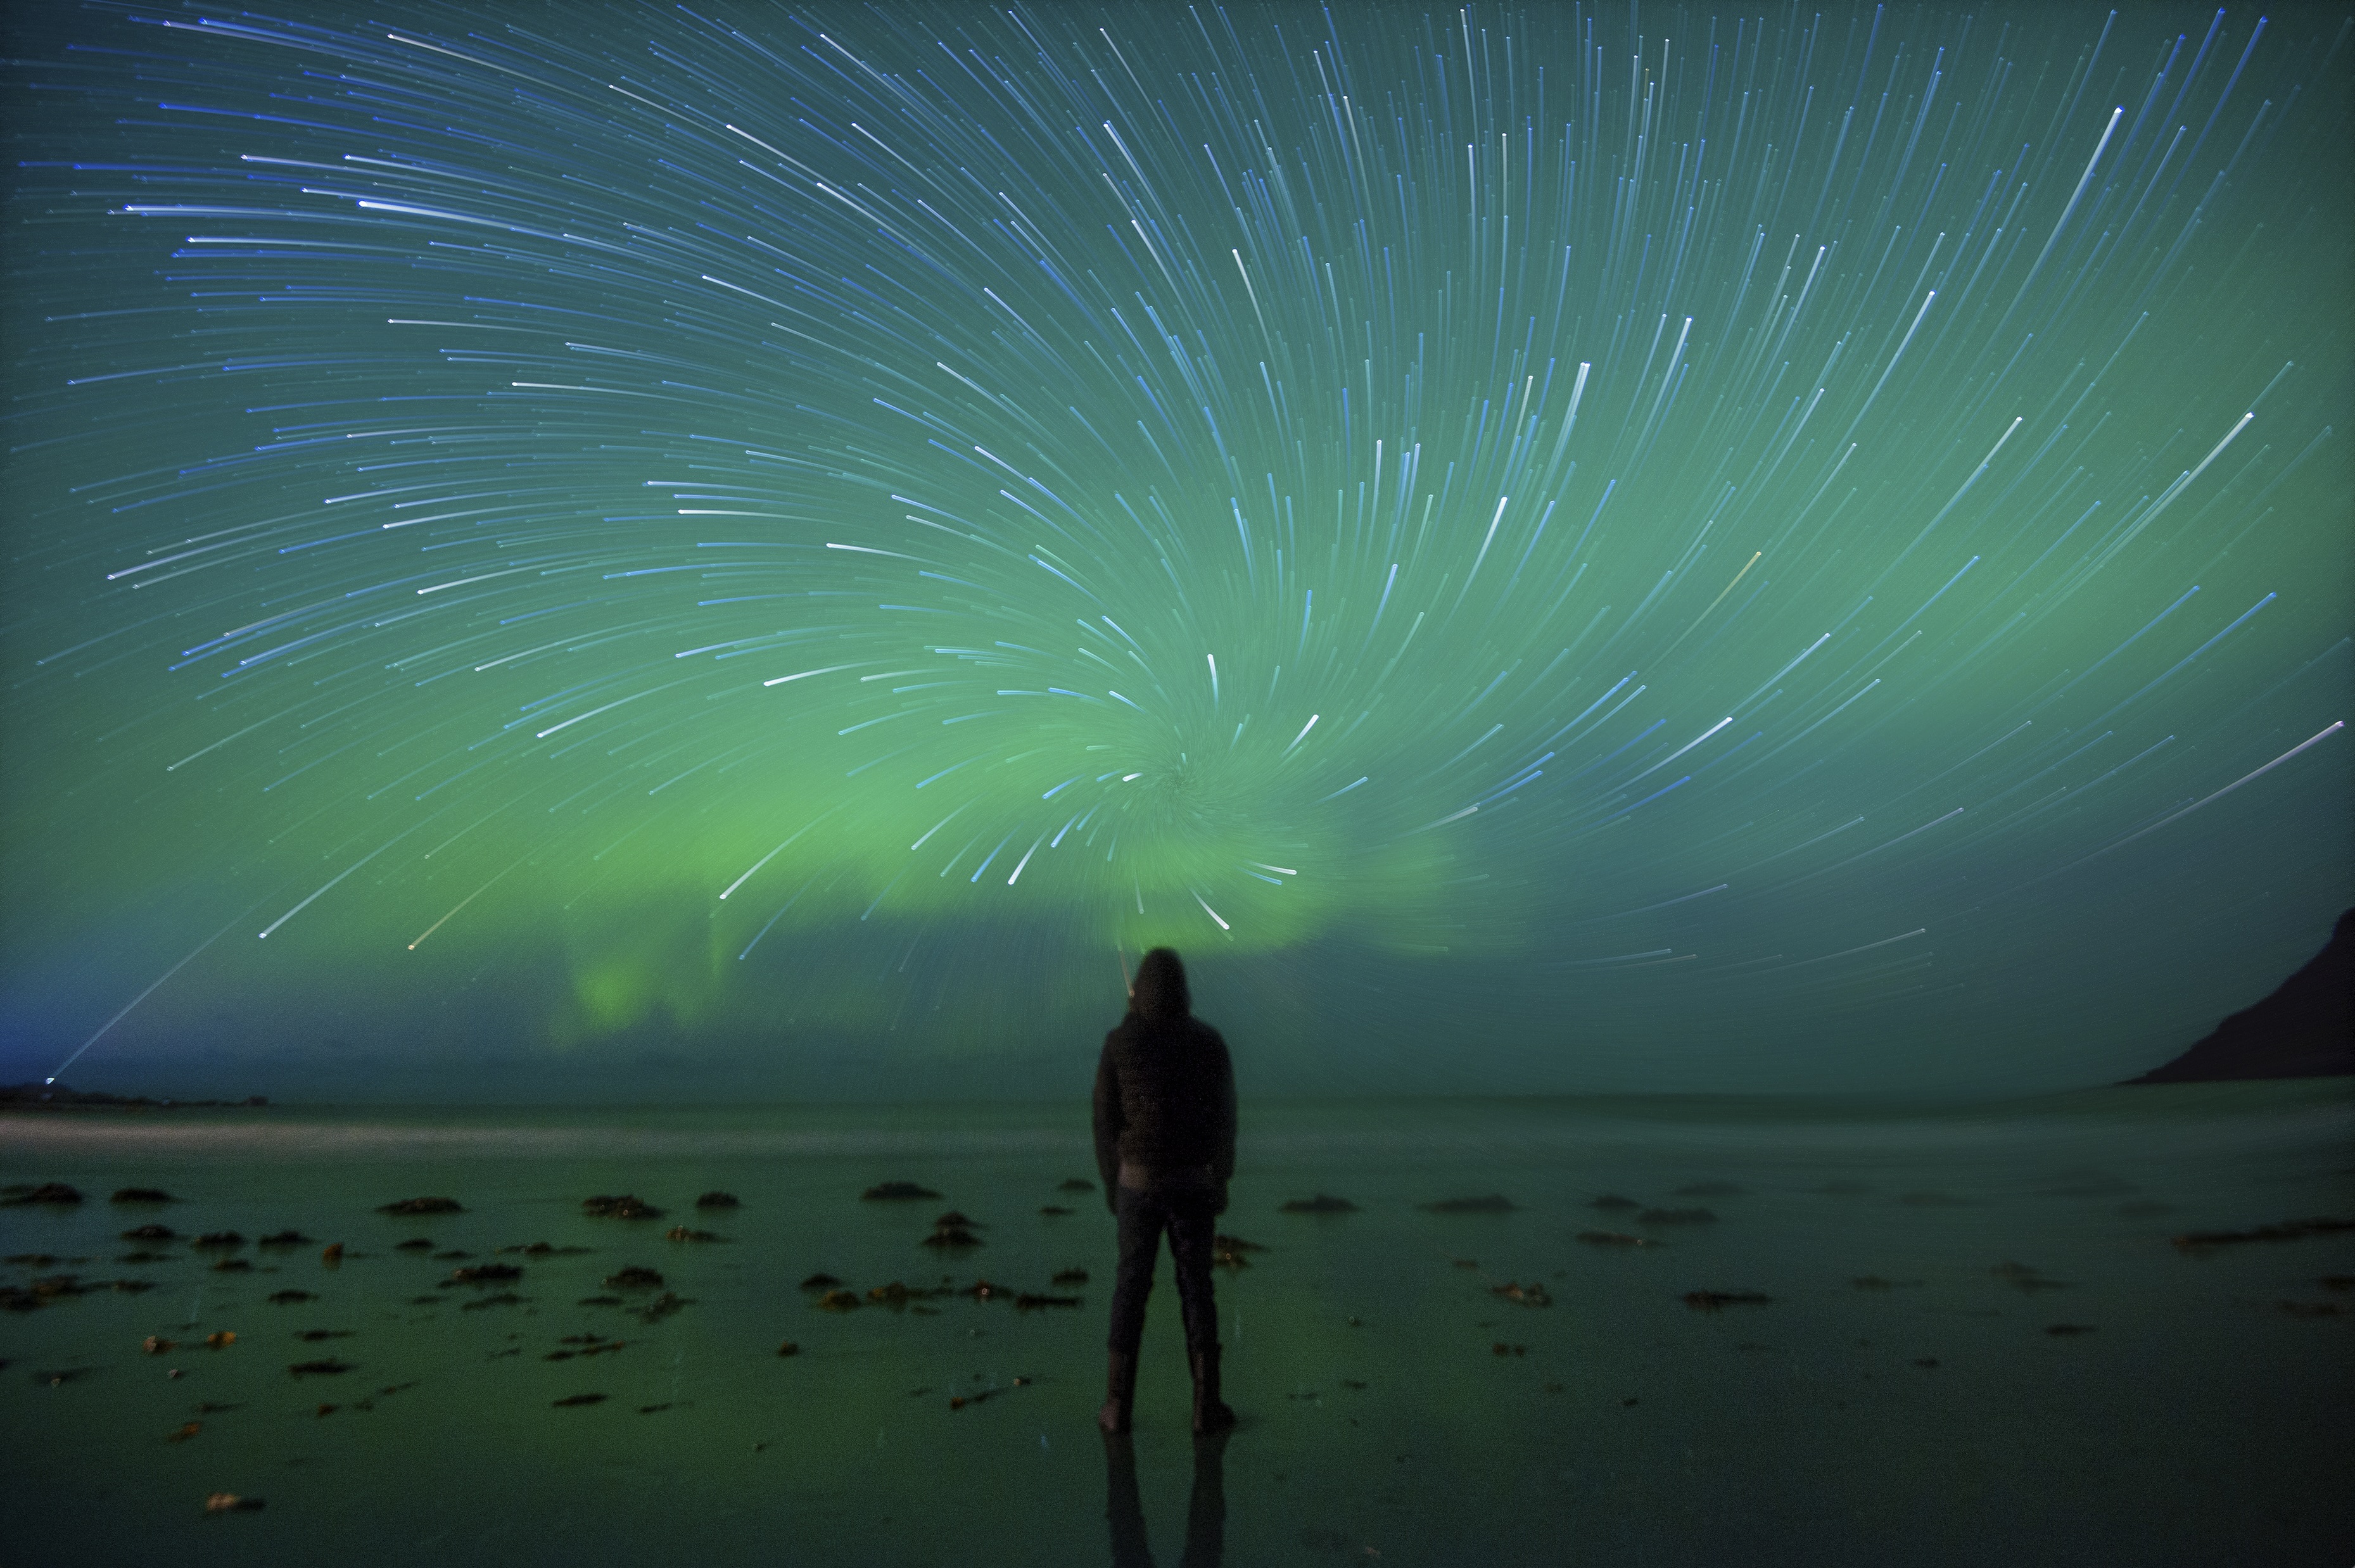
top-left (1165, 1191), bottom-right (1234, 1431)
top-left (1101, 1184), bottom-right (1165, 1432)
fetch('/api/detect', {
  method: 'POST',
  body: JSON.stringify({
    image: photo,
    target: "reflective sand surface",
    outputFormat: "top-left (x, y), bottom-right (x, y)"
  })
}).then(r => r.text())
top-left (4, 1086), bottom-right (2350, 1565)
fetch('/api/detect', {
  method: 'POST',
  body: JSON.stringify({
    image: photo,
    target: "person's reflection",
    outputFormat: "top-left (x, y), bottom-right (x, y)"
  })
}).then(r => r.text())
top-left (1103, 1426), bottom-right (1228, 1567)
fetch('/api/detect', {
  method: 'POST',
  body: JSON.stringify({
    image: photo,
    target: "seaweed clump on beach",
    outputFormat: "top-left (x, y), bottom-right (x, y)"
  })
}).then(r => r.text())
top-left (863, 1180), bottom-right (941, 1201)
top-left (2169, 1217), bottom-right (2355, 1250)
top-left (111, 1188), bottom-right (175, 1204)
top-left (581, 1194), bottom-right (663, 1220)
top-left (694, 1192), bottom-right (739, 1209)
top-left (3, 1184), bottom-right (83, 1207)
top-left (1422, 1194), bottom-right (1516, 1214)
top-left (378, 1197), bottom-right (462, 1216)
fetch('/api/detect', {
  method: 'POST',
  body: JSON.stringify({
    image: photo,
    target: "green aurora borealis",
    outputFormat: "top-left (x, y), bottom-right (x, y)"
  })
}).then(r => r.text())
top-left (2, 2), bottom-right (2349, 1098)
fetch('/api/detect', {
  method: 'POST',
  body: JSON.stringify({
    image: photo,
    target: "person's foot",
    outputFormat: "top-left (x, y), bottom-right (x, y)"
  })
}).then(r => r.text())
top-left (1100, 1350), bottom-right (1138, 1433)
top-left (1189, 1345), bottom-right (1236, 1432)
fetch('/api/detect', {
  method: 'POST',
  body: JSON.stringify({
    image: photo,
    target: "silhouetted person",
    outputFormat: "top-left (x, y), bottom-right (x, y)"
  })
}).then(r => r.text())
top-left (1093, 946), bottom-right (1238, 1434)
top-left (1103, 1427), bottom-right (1229, 1568)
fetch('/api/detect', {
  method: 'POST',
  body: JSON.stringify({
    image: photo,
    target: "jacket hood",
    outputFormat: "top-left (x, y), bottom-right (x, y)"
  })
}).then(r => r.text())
top-left (1129, 947), bottom-right (1191, 1020)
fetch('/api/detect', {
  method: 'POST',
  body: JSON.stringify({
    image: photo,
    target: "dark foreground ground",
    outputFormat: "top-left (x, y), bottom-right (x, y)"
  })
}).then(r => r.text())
top-left (2, 1086), bottom-right (2350, 1566)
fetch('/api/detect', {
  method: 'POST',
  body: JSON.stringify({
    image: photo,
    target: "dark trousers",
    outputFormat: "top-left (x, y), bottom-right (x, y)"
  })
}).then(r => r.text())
top-left (1108, 1180), bottom-right (1219, 1356)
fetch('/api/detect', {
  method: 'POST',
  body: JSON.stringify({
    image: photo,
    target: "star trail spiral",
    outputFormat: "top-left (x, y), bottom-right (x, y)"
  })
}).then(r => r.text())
top-left (3, 2), bottom-right (2348, 1096)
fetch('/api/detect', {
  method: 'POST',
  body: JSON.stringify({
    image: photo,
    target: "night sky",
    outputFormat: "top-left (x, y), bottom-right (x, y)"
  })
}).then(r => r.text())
top-left (2, 2), bottom-right (2347, 1101)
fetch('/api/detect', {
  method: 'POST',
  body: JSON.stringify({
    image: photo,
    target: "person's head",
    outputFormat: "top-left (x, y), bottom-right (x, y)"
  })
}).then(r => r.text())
top-left (1129, 947), bottom-right (1190, 1020)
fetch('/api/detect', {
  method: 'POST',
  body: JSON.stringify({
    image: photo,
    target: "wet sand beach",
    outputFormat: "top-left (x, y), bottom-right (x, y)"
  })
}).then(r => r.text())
top-left (3, 1085), bottom-right (2350, 1565)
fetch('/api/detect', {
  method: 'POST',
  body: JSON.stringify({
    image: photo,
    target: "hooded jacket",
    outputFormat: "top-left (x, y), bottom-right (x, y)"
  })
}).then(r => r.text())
top-left (1091, 949), bottom-right (1236, 1200)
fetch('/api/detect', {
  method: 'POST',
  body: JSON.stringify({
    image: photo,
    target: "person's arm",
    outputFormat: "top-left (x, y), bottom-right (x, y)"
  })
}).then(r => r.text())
top-left (1092, 1037), bottom-right (1124, 1213)
top-left (1208, 1028), bottom-right (1237, 1211)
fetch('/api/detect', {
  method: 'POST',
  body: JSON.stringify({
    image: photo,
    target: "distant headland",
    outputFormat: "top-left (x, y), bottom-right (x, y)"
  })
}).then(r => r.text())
top-left (2125, 909), bottom-right (2354, 1084)
top-left (0, 1082), bottom-right (269, 1111)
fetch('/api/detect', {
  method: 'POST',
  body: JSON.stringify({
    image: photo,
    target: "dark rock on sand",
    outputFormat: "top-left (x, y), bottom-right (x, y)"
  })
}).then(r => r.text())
top-left (111, 1188), bottom-right (175, 1204)
top-left (552, 1393), bottom-right (607, 1407)
top-left (632, 1291), bottom-right (689, 1323)
top-left (695, 1191), bottom-right (740, 1209)
top-left (211, 1258), bottom-right (253, 1273)
top-left (378, 1197), bottom-right (463, 1216)
top-left (3, 1184), bottom-right (83, 1207)
top-left (862, 1180), bottom-right (941, 1201)
top-left (121, 1224), bottom-right (176, 1242)
top-left (267, 1290), bottom-right (315, 1304)
top-left (663, 1226), bottom-right (724, 1242)
top-left (924, 1224), bottom-right (982, 1249)
top-left (1576, 1231), bottom-right (1661, 1247)
top-left (450, 1264), bottom-right (523, 1286)
top-left (2170, 1217), bottom-right (2355, 1249)
top-left (1281, 1194), bottom-right (1359, 1213)
top-left (460, 1291), bottom-right (528, 1311)
top-left (289, 1359), bottom-right (353, 1377)
top-left (581, 1194), bottom-right (663, 1220)
top-left (1683, 1291), bottom-right (1771, 1310)
top-left (1051, 1268), bottom-right (1090, 1286)
top-left (1638, 1208), bottom-right (1717, 1225)
top-left (799, 1272), bottom-right (844, 1291)
top-left (257, 1231), bottom-right (312, 1247)
top-left (604, 1265), bottom-right (664, 1290)
top-left (394, 1239), bottom-right (435, 1251)
top-left (2126, 909), bottom-right (2354, 1083)
top-left (1017, 1292), bottom-right (1081, 1309)
top-left (1422, 1194), bottom-right (1516, 1214)
top-left (816, 1289), bottom-right (860, 1311)
top-left (194, 1232), bottom-right (244, 1248)
top-left (1492, 1281), bottom-right (1553, 1306)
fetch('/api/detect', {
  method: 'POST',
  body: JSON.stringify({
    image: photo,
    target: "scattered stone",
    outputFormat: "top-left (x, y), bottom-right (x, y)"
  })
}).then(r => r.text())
top-left (295, 1330), bottom-right (352, 1342)
top-left (119, 1251), bottom-right (172, 1264)
top-left (289, 1359), bottom-right (352, 1377)
top-left (1637, 1208), bottom-right (1716, 1226)
top-left (205, 1331), bottom-right (235, 1349)
top-left (144, 1336), bottom-right (175, 1355)
top-left (450, 1264), bottom-right (522, 1286)
top-left (321, 1243), bottom-right (343, 1265)
top-left (376, 1197), bottom-right (462, 1216)
top-left (552, 1393), bottom-right (606, 1407)
top-left (394, 1239), bottom-right (434, 1251)
top-left (582, 1194), bottom-right (663, 1220)
top-left (111, 1188), bottom-right (175, 1204)
top-left (2046, 1324), bottom-right (2097, 1336)
top-left (212, 1259), bottom-right (253, 1274)
top-left (1016, 1292), bottom-right (1081, 1310)
top-left (460, 1292), bottom-right (527, 1312)
top-left (632, 1292), bottom-right (689, 1324)
top-left (167, 1421), bottom-right (201, 1442)
top-left (432, 1250), bottom-right (471, 1261)
top-left (2171, 1217), bottom-right (2355, 1249)
top-left (604, 1265), bottom-right (663, 1290)
top-left (1058, 1178), bottom-right (1096, 1192)
top-left (1051, 1268), bottom-right (1090, 1286)
top-left (695, 1192), bottom-right (740, 1210)
top-left (1492, 1281), bottom-right (1552, 1306)
top-left (777, 1341), bottom-right (799, 1357)
top-left (1280, 1194), bottom-right (1359, 1213)
top-left (862, 1181), bottom-right (941, 1201)
top-left (1576, 1230), bottom-right (1660, 1247)
top-left (663, 1227), bottom-right (725, 1242)
top-left (257, 1231), bottom-right (312, 1247)
top-left (799, 1272), bottom-right (844, 1291)
top-left (816, 1289), bottom-right (860, 1312)
top-left (1990, 1262), bottom-right (2070, 1291)
top-left (1683, 1291), bottom-right (1772, 1311)
top-left (205, 1493), bottom-right (263, 1514)
top-left (1422, 1194), bottom-right (1516, 1214)
top-left (576, 1296), bottom-right (622, 1307)
top-left (193, 1232), bottom-right (244, 1248)
top-left (495, 1242), bottom-right (587, 1256)
top-left (2, 1184), bottom-right (82, 1206)
top-left (267, 1291), bottom-right (315, 1305)
top-left (121, 1224), bottom-right (176, 1242)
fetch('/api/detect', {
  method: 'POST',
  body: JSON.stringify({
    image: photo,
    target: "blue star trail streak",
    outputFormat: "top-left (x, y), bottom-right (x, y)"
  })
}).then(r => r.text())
top-left (1, 3), bottom-right (2348, 1096)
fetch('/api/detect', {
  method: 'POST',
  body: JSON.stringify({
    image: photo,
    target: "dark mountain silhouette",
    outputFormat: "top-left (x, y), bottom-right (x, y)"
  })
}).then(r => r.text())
top-left (2124, 909), bottom-right (2354, 1084)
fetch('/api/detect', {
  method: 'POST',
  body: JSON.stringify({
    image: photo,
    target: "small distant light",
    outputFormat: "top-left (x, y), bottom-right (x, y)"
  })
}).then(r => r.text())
top-left (1122, 773), bottom-right (1141, 781)
top-left (43, 1077), bottom-right (55, 1085)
